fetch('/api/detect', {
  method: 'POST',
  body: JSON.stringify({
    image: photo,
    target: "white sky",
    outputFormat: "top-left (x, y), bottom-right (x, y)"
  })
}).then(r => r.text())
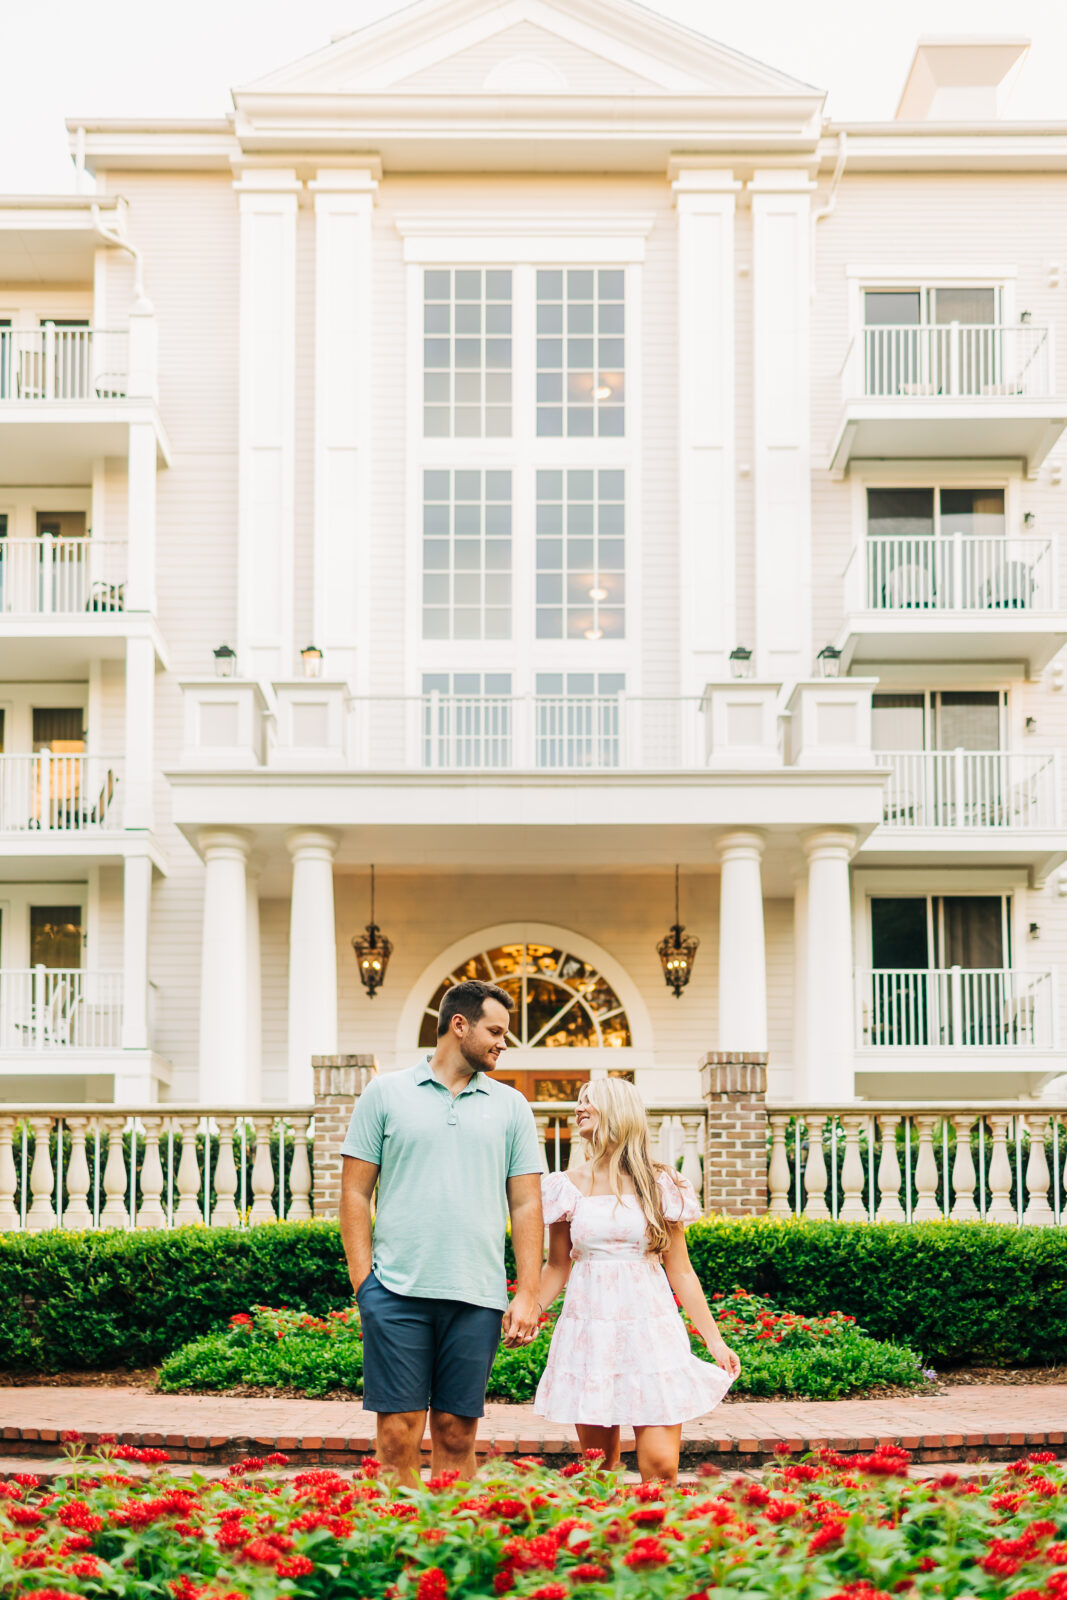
top-left (3, 0), bottom-right (1067, 194)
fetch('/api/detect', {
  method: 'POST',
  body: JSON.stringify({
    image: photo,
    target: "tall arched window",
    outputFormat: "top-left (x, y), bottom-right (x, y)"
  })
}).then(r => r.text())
top-left (418, 940), bottom-right (632, 1050)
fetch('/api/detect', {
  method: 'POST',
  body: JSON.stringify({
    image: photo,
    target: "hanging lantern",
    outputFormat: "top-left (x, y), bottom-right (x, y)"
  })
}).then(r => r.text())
top-left (656, 865), bottom-right (699, 998)
top-left (351, 865), bottom-right (393, 999)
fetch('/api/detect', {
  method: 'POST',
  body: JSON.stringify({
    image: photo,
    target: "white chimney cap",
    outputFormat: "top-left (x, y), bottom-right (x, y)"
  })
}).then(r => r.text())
top-left (895, 38), bottom-right (1029, 122)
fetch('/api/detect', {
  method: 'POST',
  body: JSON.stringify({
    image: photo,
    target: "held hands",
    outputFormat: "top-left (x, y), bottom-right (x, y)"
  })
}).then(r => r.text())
top-left (501, 1289), bottom-right (541, 1348)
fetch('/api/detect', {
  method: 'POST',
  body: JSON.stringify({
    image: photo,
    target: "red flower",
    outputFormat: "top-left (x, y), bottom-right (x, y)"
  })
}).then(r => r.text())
top-left (623, 1537), bottom-right (671, 1570)
top-left (487, 1500), bottom-right (527, 1520)
top-left (417, 1567), bottom-right (448, 1600)
top-left (277, 1555), bottom-right (316, 1578)
top-left (266, 1453), bottom-right (290, 1467)
top-left (630, 1507), bottom-right (667, 1526)
top-left (60, 1429), bottom-right (83, 1443)
top-left (582, 1449), bottom-right (605, 1462)
top-left (68, 1557), bottom-right (102, 1578)
top-left (427, 1471), bottom-right (461, 1491)
top-left (560, 1462), bottom-right (584, 1477)
top-left (530, 1588), bottom-right (568, 1600)
top-left (809, 1519), bottom-right (847, 1554)
top-left (571, 1565), bottom-right (610, 1584)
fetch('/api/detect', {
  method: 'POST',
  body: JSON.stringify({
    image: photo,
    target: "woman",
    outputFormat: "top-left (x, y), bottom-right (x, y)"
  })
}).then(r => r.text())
top-left (534, 1077), bottom-right (741, 1483)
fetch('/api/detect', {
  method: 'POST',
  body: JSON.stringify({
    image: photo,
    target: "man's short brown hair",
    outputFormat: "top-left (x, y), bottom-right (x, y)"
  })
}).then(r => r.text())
top-left (437, 979), bottom-right (514, 1037)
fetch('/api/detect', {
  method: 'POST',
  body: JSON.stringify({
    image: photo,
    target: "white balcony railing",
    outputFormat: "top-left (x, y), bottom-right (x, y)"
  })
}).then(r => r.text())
top-left (858, 322), bottom-right (1054, 401)
top-left (0, 326), bottom-right (129, 401)
top-left (0, 968), bottom-right (123, 1051)
top-left (0, 539), bottom-right (127, 616)
top-left (858, 967), bottom-right (1054, 1050)
top-left (846, 535), bottom-right (1055, 613)
top-left (876, 749), bottom-right (1059, 830)
top-left (0, 754), bottom-right (122, 832)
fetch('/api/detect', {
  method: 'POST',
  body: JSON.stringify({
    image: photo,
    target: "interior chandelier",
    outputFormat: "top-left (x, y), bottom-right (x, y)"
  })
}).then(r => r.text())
top-left (656, 864), bottom-right (699, 998)
top-left (351, 865), bottom-right (393, 999)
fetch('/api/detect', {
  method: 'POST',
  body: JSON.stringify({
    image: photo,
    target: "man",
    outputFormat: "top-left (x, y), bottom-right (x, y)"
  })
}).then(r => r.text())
top-left (340, 978), bottom-right (544, 1486)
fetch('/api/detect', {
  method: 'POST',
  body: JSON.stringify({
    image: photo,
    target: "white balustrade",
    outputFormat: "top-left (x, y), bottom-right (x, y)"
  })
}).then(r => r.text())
top-left (0, 968), bottom-right (124, 1050)
top-left (858, 967), bottom-right (1054, 1049)
top-left (0, 754), bottom-right (123, 832)
top-left (0, 326), bottom-right (129, 401)
top-left (853, 534), bottom-right (1054, 614)
top-left (877, 749), bottom-right (1058, 830)
top-left (0, 539), bottom-right (127, 616)
top-left (858, 323), bottom-right (1053, 402)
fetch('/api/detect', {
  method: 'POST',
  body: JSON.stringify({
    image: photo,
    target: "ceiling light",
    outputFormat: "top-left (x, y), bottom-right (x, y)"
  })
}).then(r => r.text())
top-left (588, 586), bottom-right (608, 601)
top-left (593, 384), bottom-right (612, 400)
top-left (584, 627), bottom-right (604, 641)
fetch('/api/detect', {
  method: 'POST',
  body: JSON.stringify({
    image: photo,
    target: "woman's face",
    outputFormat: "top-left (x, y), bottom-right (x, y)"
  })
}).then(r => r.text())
top-left (575, 1085), bottom-right (599, 1143)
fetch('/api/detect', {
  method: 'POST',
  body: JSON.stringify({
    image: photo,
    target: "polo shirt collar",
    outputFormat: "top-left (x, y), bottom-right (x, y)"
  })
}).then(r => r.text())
top-left (415, 1054), bottom-right (490, 1094)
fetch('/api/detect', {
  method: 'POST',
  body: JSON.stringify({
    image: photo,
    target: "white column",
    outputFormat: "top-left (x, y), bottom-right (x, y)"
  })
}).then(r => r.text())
top-left (717, 830), bottom-right (768, 1053)
top-left (792, 869), bottom-right (809, 1096)
top-left (235, 169), bottom-right (300, 681)
top-left (802, 829), bottom-right (856, 1099)
top-left (287, 829), bottom-right (339, 1101)
top-left (311, 169), bottom-right (378, 691)
top-left (750, 170), bottom-right (815, 681)
top-left (126, 419), bottom-right (157, 613)
top-left (123, 633), bottom-right (155, 831)
top-left (246, 855), bottom-right (263, 1102)
top-left (121, 849), bottom-right (152, 1052)
top-left (197, 828), bottom-right (252, 1100)
top-left (672, 169), bottom-right (740, 705)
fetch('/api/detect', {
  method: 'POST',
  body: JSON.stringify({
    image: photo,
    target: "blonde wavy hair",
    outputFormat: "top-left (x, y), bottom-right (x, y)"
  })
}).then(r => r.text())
top-left (576, 1078), bottom-right (682, 1255)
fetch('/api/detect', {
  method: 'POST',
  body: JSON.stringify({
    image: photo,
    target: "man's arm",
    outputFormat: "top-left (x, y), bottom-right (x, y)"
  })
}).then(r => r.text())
top-left (501, 1171), bottom-right (543, 1347)
top-left (340, 1156), bottom-right (380, 1294)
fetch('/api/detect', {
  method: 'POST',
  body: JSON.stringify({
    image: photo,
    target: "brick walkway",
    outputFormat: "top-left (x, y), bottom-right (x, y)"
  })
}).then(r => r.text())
top-left (1, 1385), bottom-right (1064, 1470)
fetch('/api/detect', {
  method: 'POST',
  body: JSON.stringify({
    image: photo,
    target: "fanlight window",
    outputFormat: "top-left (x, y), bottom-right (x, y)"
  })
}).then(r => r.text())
top-left (419, 942), bottom-right (632, 1050)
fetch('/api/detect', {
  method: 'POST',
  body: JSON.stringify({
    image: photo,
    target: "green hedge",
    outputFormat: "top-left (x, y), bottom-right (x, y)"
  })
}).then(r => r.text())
top-left (1, 1214), bottom-right (1064, 1372)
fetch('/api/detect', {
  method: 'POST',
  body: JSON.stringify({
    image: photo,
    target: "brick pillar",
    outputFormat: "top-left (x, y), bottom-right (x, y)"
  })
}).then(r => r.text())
top-left (700, 1052), bottom-right (768, 1217)
top-left (312, 1055), bottom-right (377, 1217)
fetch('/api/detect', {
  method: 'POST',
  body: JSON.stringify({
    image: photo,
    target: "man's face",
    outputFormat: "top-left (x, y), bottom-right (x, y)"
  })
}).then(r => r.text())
top-left (455, 997), bottom-right (511, 1073)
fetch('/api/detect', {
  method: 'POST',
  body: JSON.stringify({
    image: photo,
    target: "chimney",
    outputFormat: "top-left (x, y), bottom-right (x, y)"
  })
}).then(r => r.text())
top-left (895, 38), bottom-right (1029, 122)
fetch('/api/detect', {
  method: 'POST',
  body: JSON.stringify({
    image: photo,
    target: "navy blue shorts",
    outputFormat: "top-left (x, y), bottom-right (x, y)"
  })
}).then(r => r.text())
top-left (356, 1272), bottom-right (503, 1418)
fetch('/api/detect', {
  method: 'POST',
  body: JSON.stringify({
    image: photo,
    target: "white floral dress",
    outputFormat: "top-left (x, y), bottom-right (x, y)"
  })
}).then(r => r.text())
top-left (533, 1169), bottom-right (734, 1427)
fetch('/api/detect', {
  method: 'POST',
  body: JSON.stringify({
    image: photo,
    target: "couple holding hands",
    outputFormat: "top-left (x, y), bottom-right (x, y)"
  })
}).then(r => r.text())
top-left (340, 979), bottom-right (740, 1488)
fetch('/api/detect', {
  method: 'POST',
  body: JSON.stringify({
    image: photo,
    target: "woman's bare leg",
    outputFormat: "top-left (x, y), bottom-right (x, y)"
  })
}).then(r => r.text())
top-left (633, 1424), bottom-right (682, 1484)
top-left (576, 1423), bottom-right (621, 1470)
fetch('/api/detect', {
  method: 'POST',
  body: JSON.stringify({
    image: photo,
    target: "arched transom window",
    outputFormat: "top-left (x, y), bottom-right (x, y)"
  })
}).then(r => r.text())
top-left (418, 941), bottom-right (632, 1050)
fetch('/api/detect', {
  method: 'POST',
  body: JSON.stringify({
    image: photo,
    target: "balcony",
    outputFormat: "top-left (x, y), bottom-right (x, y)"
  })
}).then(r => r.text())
top-left (0, 968), bottom-right (124, 1052)
top-left (831, 322), bottom-right (1067, 474)
top-left (0, 538), bottom-right (126, 616)
top-left (0, 754), bottom-right (123, 853)
top-left (857, 967), bottom-right (1054, 1051)
top-left (876, 749), bottom-right (1058, 830)
top-left (840, 533), bottom-right (1067, 671)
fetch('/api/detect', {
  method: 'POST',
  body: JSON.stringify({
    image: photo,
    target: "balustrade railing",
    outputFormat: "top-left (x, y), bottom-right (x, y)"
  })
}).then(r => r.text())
top-left (0, 327), bottom-right (129, 401)
top-left (0, 753), bottom-right (122, 832)
top-left (768, 1102), bottom-right (1067, 1225)
top-left (876, 749), bottom-right (1058, 830)
top-left (858, 967), bottom-right (1054, 1049)
top-left (846, 535), bottom-right (1054, 613)
top-left (0, 1108), bottom-right (314, 1231)
top-left (531, 1101), bottom-right (706, 1192)
top-left (857, 323), bottom-right (1053, 401)
top-left (0, 969), bottom-right (123, 1051)
top-left (0, 538), bottom-right (127, 615)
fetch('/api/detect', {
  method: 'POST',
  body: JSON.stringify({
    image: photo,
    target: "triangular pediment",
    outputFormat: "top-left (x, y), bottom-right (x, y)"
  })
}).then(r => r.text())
top-left (239, 0), bottom-right (820, 101)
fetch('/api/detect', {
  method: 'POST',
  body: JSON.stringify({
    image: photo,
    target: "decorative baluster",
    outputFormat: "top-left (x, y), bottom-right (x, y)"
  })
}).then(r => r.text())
top-left (646, 1111), bottom-right (665, 1165)
top-left (99, 1118), bottom-right (129, 1228)
top-left (211, 1117), bottom-right (240, 1226)
top-left (1022, 1114), bottom-right (1054, 1226)
top-left (1062, 1131), bottom-right (1067, 1228)
top-left (912, 1116), bottom-right (940, 1220)
top-left (137, 1118), bottom-right (166, 1228)
top-left (802, 1116), bottom-right (830, 1218)
top-left (0, 1118), bottom-right (20, 1230)
top-left (250, 1118), bottom-right (276, 1222)
top-left (875, 1114), bottom-right (905, 1221)
top-left (26, 1117), bottom-right (57, 1231)
top-left (985, 1115), bottom-right (1016, 1222)
top-left (174, 1118), bottom-right (204, 1224)
top-left (533, 1113), bottom-right (551, 1176)
top-left (949, 1115), bottom-right (979, 1220)
top-left (839, 1115), bottom-right (868, 1221)
top-left (63, 1118), bottom-right (94, 1229)
top-left (287, 1116), bottom-right (313, 1220)
top-left (566, 1112), bottom-right (585, 1173)
top-left (680, 1114), bottom-right (705, 1206)
top-left (767, 1115), bottom-right (792, 1217)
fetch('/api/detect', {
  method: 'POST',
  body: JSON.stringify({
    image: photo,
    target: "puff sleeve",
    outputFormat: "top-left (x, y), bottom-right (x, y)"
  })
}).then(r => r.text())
top-left (541, 1170), bottom-right (579, 1224)
top-left (657, 1170), bottom-right (701, 1225)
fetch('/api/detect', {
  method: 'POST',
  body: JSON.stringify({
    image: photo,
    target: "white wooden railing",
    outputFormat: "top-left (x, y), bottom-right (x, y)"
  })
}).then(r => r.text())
top-left (845, 535), bottom-right (1054, 613)
top-left (0, 538), bottom-right (126, 615)
top-left (0, 753), bottom-right (122, 832)
top-left (0, 327), bottom-right (129, 401)
top-left (876, 750), bottom-right (1058, 830)
top-left (858, 968), bottom-right (1054, 1049)
top-left (0, 969), bottom-right (123, 1051)
top-left (855, 323), bottom-right (1053, 400)
top-left (0, 1108), bottom-right (313, 1231)
top-left (532, 1101), bottom-right (706, 1191)
top-left (768, 1102), bottom-right (1067, 1225)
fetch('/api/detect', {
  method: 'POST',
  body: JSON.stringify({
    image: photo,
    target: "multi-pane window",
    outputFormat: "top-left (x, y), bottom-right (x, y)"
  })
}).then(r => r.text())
top-left (536, 269), bottom-right (624, 437)
top-left (422, 469), bottom-right (512, 641)
top-left (535, 469), bottom-right (625, 640)
top-left (423, 269), bottom-right (512, 438)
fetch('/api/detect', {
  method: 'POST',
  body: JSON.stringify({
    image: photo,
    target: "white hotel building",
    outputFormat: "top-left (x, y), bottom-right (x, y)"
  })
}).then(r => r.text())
top-left (2, 1), bottom-right (1067, 1126)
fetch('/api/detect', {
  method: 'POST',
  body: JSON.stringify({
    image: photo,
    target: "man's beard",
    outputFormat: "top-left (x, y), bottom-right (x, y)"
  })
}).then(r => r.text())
top-left (459, 1035), bottom-right (499, 1074)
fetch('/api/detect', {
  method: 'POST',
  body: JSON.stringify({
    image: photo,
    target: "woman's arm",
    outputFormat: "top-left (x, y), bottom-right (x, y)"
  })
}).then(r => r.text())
top-left (662, 1223), bottom-right (741, 1378)
top-left (537, 1219), bottom-right (574, 1313)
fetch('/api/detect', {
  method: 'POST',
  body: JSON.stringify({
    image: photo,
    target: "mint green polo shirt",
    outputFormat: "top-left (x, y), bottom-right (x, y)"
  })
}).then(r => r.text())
top-left (340, 1057), bottom-right (542, 1311)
